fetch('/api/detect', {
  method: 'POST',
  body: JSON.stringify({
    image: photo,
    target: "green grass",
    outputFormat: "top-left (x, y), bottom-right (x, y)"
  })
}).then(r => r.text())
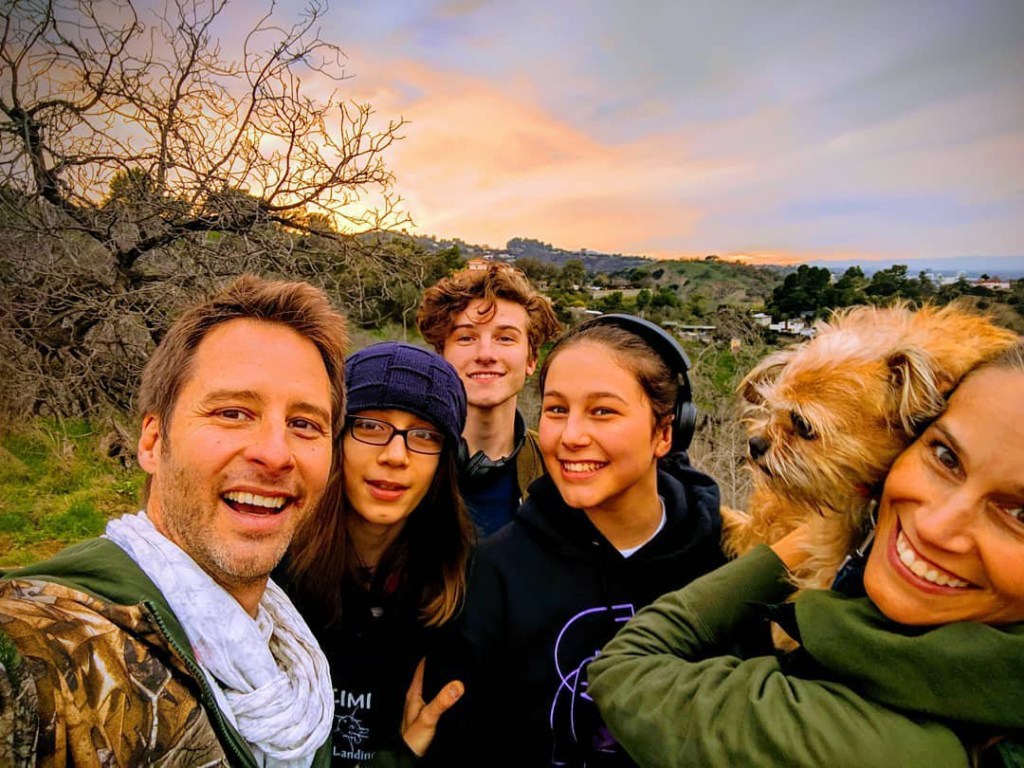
top-left (0, 419), bottom-right (143, 568)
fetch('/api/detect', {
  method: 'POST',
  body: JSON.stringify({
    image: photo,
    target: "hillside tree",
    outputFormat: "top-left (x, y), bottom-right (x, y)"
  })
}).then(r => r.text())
top-left (513, 256), bottom-right (557, 285)
top-left (0, 0), bottom-right (411, 417)
top-left (829, 266), bottom-right (869, 306)
top-left (558, 259), bottom-right (587, 290)
top-left (865, 264), bottom-right (917, 301)
top-left (635, 288), bottom-right (651, 315)
top-left (767, 264), bottom-right (832, 319)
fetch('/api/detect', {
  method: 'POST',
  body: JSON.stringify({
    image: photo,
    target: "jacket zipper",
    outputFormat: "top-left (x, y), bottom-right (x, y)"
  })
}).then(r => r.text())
top-left (144, 600), bottom-right (257, 768)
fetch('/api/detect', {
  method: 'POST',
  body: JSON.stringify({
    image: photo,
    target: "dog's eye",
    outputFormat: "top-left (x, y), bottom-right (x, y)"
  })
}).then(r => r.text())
top-left (790, 411), bottom-right (817, 440)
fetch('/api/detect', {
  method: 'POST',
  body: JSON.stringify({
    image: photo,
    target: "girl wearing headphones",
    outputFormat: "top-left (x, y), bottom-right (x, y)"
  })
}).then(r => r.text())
top-left (428, 315), bottom-right (726, 768)
top-left (283, 342), bottom-right (474, 767)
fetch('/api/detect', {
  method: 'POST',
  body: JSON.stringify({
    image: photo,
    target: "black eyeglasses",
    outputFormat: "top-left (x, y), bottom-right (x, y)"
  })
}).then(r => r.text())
top-left (347, 416), bottom-right (446, 455)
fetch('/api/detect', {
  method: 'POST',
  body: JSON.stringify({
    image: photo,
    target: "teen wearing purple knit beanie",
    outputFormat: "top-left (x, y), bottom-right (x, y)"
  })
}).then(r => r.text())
top-left (283, 342), bottom-right (473, 767)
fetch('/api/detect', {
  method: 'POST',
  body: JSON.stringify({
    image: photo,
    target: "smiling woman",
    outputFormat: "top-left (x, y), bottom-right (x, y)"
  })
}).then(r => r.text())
top-left (588, 338), bottom-right (1024, 768)
top-left (864, 362), bottom-right (1024, 627)
top-left (426, 314), bottom-right (725, 768)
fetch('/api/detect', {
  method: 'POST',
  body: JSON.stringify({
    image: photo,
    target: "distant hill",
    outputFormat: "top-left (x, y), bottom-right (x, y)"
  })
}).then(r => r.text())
top-left (505, 237), bottom-right (652, 273)
top-left (412, 233), bottom-right (1022, 280)
top-left (410, 234), bottom-right (652, 273)
top-left (405, 234), bottom-right (1024, 331)
top-left (653, 258), bottom-right (781, 308)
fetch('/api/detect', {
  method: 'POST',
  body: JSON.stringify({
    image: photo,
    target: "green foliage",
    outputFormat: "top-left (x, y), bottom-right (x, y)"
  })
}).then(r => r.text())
top-left (104, 168), bottom-right (162, 208)
top-left (1007, 279), bottom-right (1024, 313)
top-left (558, 259), bottom-right (587, 290)
top-left (767, 264), bottom-right (833, 319)
top-left (0, 505), bottom-right (28, 534)
top-left (830, 266), bottom-right (868, 306)
top-left (0, 421), bottom-right (142, 566)
top-left (506, 237), bottom-right (648, 273)
top-left (627, 259), bottom-right (780, 318)
top-left (514, 256), bottom-right (559, 284)
top-left (691, 343), bottom-right (764, 402)
top-left (598, 291), bottom-right (624, 311)
top-left (629, 267), bottom-right (652, 287)
top-left (635, 288), bottom-right (652, 312)
top-left (865, 264), bottom-right (917, 301)
top-left (651, 287), bottom-right (681, 309)
top-left (44, 499), bottom-right (107, 539)
top-left (762, 262), bottom-right (1024, 326)
top-left (426, 245), bottom-right (466, 283)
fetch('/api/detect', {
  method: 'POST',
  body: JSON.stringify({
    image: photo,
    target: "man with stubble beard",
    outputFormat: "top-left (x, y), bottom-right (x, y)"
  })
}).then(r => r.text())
top-left (0, 275), bottom-right (461, 767)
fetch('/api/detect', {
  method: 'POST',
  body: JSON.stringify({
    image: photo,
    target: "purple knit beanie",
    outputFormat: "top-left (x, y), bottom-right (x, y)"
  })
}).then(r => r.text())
top-left (344, 342), bottom-right (467, 444)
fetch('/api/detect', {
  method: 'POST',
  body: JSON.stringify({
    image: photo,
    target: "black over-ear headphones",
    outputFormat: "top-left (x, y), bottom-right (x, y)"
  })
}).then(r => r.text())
top-left (579, 313), bottom-right (697, 454)
top-left (457, 411), bottom-right (527, 481)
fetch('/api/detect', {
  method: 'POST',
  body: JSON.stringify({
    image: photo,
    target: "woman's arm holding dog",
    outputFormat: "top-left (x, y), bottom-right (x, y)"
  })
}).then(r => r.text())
top-left (770, 524), bottom-right (811, 571)
top-left (588, 545), bottom-right (968, 768)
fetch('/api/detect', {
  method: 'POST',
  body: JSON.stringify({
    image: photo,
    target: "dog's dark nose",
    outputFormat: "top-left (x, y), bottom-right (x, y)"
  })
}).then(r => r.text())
top-left (748, 436), bottom-right (770, 460)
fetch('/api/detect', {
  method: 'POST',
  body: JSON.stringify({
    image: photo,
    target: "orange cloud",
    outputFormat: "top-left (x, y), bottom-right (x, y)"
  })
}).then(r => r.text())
top-left (324, 55), bottom-right (736, 254)
top-left (304, 51), bottom-right (1013, 264)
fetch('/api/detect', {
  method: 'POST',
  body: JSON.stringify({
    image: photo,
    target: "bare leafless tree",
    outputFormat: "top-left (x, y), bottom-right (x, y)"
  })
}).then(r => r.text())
top-left (0, 0), bottom-right (420, 420)
top-left (1, 0), bottom-right (405, 249)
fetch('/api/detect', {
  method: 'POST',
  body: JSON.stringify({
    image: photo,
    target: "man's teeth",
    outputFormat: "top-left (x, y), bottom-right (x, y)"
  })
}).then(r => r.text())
top-left (896, 530), bottom-right (969, 588)
top-left (562, 461), bottom-right (604, 473)
top-left (223, 491), bottom-right (287, 510)
top-left (470, 372), bottom-right (502, 379)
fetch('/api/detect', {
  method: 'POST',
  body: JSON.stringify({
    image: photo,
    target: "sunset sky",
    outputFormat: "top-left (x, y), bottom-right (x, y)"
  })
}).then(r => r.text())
top-left (236, 1), bottom-right (1022, 264)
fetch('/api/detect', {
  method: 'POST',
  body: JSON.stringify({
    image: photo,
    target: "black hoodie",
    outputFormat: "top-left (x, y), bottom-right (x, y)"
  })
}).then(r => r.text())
top-left (427, 456), bottom-right (725, 768)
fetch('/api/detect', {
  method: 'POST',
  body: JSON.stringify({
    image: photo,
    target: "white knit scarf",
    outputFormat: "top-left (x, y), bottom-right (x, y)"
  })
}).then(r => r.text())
top-left (105, 511), bottom-right (334, 768)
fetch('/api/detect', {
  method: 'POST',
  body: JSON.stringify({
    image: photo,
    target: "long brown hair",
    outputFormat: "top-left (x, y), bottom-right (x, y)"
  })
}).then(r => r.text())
top-left (287, 446), bottom-right (474, 627)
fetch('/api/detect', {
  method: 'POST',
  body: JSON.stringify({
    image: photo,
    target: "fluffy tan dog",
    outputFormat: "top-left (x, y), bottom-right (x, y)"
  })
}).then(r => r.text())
top-left (722, 303), bottom-right (1017, 595)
